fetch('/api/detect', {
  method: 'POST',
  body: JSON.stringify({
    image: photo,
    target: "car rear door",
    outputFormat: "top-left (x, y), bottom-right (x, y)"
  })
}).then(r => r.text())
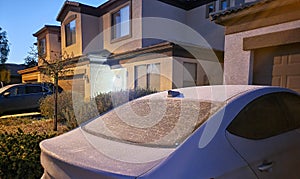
top-left (226, 92), bottom-right (300, 179)
top-left (24, 84), bottom-right (47, 109)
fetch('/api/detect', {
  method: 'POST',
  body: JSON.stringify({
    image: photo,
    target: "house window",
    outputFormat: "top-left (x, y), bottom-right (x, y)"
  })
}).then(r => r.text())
top-left (206, 2), bottom-right (216, 18)
top-left (39, 38), bottom-right (46, 56)
top-left (235, 0), bottom-right (244, 6)
top-left (111, 5), bottom-right (130, 40)
top-left (135, 63), bottom-right (160, 90)
top-left (183, 62), bottom-right (197, 87)
top-left (65, 19), bottom-right (76, 47)
top-left (220, 0), bottom-right (230, 10)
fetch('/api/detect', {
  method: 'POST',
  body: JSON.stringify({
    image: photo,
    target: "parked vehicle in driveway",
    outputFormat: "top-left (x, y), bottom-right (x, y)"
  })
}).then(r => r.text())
top-left (36, 82), bottom-right (63, 93)
top-left (40, 85), bottom-right (300, 179)
top-left (0, 83), bottom-right (53, 115)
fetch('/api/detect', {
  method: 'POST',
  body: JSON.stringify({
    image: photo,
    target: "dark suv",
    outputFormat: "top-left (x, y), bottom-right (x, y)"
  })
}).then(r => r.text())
top-left (0, 83), bottom-right (53, 115)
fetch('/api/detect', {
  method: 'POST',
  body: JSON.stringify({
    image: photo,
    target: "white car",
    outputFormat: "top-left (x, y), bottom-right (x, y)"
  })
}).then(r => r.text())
top-left (40, 85), bottom-right (300, 179)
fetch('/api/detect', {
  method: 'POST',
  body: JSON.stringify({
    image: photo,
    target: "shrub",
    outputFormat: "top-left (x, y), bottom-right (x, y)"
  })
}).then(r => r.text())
top-left (40, 91), bottom-right (74, 123)
top-left (95, 88), bottom-right (156, 114)
top-left (40, 89), bottom-right (156, 129)
top-left (0, 129), bottom-right (56, 178)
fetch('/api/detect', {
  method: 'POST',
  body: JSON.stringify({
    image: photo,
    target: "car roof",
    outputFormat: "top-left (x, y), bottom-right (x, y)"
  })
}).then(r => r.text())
top-left (141, 85), bottom-right (276, 103)
top-left (0, 83), bottom-right (50, 93)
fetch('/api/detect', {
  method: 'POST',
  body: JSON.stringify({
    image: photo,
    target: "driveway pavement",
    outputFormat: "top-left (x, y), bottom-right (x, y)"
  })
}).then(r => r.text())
top-left (0, 112), bottom-right (41, 119)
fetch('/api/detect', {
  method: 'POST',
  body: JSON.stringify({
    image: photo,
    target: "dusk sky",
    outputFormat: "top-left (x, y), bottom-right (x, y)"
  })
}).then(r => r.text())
top-left (0, 0), bottom-right (108, 64)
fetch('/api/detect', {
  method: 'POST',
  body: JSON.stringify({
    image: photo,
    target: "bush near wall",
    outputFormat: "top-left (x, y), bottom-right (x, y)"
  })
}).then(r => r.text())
top-left (0, 89), bottom-right (156, 178)
top-left (40, 91), bottom-right (73, 124)
top-left (95, 88), bottom-right (157, 114)
top-left (40, 89), bottom-right (157, 129)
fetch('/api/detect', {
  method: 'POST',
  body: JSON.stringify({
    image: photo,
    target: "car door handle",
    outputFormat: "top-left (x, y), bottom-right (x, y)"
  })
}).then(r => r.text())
top-left (258, 162), bottom-right (273, 172)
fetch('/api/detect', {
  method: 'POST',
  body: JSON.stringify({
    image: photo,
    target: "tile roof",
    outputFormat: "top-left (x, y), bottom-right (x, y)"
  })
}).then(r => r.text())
top-left (56, 0), bottom-right (128, 22)
top-left (33, 25), bottom-right (60, 37)
top-left (158, 0), bottom-right (215, 10)
top-left (57, 0), bottom-right (215, 22)
top-left (210, 0), bottom-right (272, 21)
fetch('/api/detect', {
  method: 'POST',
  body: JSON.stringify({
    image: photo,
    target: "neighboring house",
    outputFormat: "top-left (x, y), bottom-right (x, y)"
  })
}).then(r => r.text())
top-left (211, 0), bottom-right (300, 93)
top-left (18, 25), bottom-right (61, 84)
top-left (21, 0), bottom-right (254, 99)
top-left (0, 64), bottom-right (25, 86)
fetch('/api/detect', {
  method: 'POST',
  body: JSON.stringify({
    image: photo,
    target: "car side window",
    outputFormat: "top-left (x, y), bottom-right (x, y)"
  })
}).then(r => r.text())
top-left (26, 85), bottom-right (43, 94)
top-left (17, 86), bottom-right (25, 95)
top-left (5, 87), bottom-right (18, 96)
top-left (5, 86), bottom-right (25, 96)
top-left (227, 93), bottom-right (292, 140)
top-left (278, 93), bottom-right (300, 129)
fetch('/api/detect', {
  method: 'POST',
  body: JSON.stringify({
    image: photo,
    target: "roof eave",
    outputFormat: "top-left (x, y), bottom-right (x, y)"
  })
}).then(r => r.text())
top-left (56, 1), bottom-right (99, 22)
top-left (210, 0), bottom-right (297, 25)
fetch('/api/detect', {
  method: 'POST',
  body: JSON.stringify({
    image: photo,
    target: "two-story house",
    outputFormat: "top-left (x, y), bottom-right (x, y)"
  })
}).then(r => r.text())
top-left (24, 0), bottom-right (255, 100)
top-left (18, 25), bottom-right (61, 84)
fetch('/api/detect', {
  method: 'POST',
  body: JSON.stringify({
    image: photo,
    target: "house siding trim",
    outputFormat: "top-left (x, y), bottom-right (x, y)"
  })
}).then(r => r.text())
top-left (243, 28), bottom-right (300, 50)
top-left (212, 0), bottom-right (300, 35)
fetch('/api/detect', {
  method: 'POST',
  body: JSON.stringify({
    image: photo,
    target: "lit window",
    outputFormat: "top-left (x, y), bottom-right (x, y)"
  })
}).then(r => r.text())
top-left (220, 0), bottom-right (230, 10)
top-left (65, 20), bottom-right (76, 46)
top-left (111, 5), bottom-right (130, 40)
top-left (135, 63), bottom-right (160, 90)
top-left (39, 38), bottom-right (46, 55)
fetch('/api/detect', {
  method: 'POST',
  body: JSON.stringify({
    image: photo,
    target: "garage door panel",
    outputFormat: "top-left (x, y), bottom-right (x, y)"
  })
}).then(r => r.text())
top-left (58, 75), bottom-right (85, 94)
top-left (273, 56), bottom-right (282, 65)
top-left (272, 53), bottom-right (300, 93)
top-left (287, 75), bottom-right (300, 90)
top-left (272, 76), bottom-right (282, 87)
top-left (289, 54), bottom-right (300, 63)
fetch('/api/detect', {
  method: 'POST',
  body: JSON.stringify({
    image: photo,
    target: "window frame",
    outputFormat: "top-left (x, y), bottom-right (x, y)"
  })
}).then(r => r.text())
top-left (65, 19), bottom-right (76, 47)
top-left (38, 38), bottom-right (46, 56)
top-left (134, 63), bottom-right (161, 90)
top-left (4, 86), bottom-right (25, 97)
top-left (183, 62), bottom-right (198, 87)
top-left (110, 2), bottom-right (132, 42)
top-left (25, 85), bottom-right (44, 94)
top-left (206, 1), bottom-right (216, 18)
top-left (219, 0), bottom-right (230, 11)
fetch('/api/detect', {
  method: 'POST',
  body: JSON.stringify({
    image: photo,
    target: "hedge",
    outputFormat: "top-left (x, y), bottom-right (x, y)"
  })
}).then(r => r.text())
top-left (0, 89), bottom-right (156, 178)
top-left (0, 129), bottom-right (56, 178)
top-left (40, 89), bottom-right (156, 129)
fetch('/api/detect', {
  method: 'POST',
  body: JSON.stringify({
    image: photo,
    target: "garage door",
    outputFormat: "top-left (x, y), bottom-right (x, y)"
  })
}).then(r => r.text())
top-left (272, 54), bottom-right (300, 93)
top-left (58, 75), bottom-right (85, 94)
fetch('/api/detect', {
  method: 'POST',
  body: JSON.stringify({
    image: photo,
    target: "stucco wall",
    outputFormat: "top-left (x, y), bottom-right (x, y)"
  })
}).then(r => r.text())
top-left (141, 0), bottom-right (225, 51)
top-left (48, 33), bottom-right (61, 61)
top-left (61, 11), bottom-right (83, 58)
top-left (224, 19), bottom-right (300, 84)
top-left (186, 6), bottom-right (224, 51)
top-left (81, 14), bottom-right (102, 54)
top-left (143, 0), bottom-right (191, 47)
top-left (102, 0), bottom-right (142, 54)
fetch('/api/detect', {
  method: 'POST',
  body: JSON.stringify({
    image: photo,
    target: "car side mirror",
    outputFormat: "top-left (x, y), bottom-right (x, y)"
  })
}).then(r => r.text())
top-left (3, 92), bottom-right (10, 97)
